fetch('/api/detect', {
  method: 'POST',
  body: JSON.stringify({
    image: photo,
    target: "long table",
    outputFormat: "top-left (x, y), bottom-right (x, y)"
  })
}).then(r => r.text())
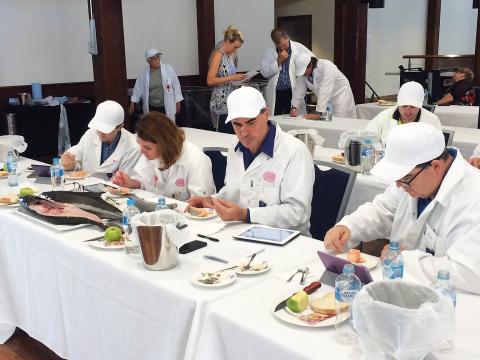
top-left (272, 115), bottom-right (480, 158)
top-left (356, 102), bottom-right (479, 129)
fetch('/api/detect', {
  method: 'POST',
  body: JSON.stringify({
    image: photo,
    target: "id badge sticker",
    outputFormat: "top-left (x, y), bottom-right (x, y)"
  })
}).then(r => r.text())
top-left (423, 224), bottom-right (438, 254)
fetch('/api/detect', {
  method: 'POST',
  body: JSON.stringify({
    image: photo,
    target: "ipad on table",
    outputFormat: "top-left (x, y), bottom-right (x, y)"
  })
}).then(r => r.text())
top-left (233, 225), bottom-right (300, 246)
top-left (31, 164), bottom-right (51, 177)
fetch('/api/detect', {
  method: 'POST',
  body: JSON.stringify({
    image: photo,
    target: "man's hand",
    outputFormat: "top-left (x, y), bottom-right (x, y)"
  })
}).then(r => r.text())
top-left (187, 196), bottom-right (215, 208)
top-left (290, 107), bottom-right (298, 117)
top-left (324, 225), bottom-right (352, 252)
top-left (212, 198), bottom-right (247, 222)
top-left (60, 152), bottom-right (75, 171)
top-left (176, 102), bottom-right (181, 114)
top-left (277, 49), bottom-right (289, 65)
top-left (304, 113), bottom-right (321, 120)
top-left (128, 102), bottom-right (136, 115)
top-left (468, 156), bottom-right (480, 169)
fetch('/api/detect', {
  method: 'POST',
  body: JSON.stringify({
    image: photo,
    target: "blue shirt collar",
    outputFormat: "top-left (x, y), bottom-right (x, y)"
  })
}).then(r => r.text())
top-left (235, 121), bottom-right (276, 169)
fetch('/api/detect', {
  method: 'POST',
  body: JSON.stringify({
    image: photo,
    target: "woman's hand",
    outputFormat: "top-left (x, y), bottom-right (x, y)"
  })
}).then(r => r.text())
top-left (128, 102), bottom-right (135, 115)
top-left (112, 171), bottom-right (140, 189)
top-left (231, 73), bottom-right (247, 82)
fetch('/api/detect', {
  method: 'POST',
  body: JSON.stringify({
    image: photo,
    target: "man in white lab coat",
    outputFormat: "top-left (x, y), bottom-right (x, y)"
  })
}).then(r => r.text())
top-left (260, 28), bottom-right (314, 116)
top-left (325, 123), bottom-right (480, 294)
top-left (290, 53), bottom-right (356, 119)
top-left (188, 86), bottom-right (315, 234)
top-left (129, 48), bottom-right (183, 122)
top-left (60, 100), bottom-right (140, 181)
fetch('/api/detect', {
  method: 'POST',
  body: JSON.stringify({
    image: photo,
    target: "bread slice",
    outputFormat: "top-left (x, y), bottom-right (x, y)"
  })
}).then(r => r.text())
top-left (310, 292), bottom-right (349, 315)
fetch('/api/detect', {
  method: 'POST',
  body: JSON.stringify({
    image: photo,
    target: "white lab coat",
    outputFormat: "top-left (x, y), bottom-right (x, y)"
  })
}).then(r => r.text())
top-left (217, 123), bottom-right (314, 235)
top-left (132, 140), bottom-right (215, 201)
top-left (472, 144), bottom-right (480, 157)
top-left (292, 60), bottom-right (356, 118)
top-left (260, 40), bottom-right (314, 115)
top-left (131, 62), bottom-right (184, 122)
top-left (365, 106), bottom-right (442, 145)
top-left (338, 148), bottom-right (480, 294)
top-left (67, 128), bottom-right (140, 181)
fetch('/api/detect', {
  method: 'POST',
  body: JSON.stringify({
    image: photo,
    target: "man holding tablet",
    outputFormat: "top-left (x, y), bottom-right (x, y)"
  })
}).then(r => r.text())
top-left (188, 86), bottom-right (315, 235)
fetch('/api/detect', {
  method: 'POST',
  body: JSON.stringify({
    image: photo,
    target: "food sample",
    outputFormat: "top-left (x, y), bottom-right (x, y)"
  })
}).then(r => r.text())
top-left (286, 290), bottom-right (309, 313)
top-left (104, 226), bottom-right (123, 242)
top-left (310, 292), bottom-right (348, 315)
top-left (238, 261), bottom-right (268, 272)
top-left (331, 153), bottom-right (345, 163)
top-left (347, 249), bottom-right (366, 263)
top-left (198, 272), bottom-right (222, 285)
top-left (0, 170), bottom-right (8, 177)
top-left (298, 312), bottom-right (335, 325)
top-left (0, 194), bottom-right (18, 204)
top-left (104, 186), bottom-right (131, 196)
top-left (185, 206), bottom-right (210, 217)
top-left (68, 170), bottom-right (89, 178)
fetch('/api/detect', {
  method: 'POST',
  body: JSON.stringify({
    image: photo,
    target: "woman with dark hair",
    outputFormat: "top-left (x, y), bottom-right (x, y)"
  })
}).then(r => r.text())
top-left (112, 112), bottom-right (215, 200)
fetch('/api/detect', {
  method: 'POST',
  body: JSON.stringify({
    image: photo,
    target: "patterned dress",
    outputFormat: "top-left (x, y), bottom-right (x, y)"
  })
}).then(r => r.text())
top-left (210, 49), bottom-right (237, 127)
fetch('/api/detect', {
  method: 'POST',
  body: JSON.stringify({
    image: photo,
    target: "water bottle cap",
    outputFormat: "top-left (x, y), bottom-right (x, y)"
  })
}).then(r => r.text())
top-left (343, 263), bottom-right (354, 274)
top-left (53, 157), bottom-right (60, 165)
top-left (437, 270), bottom-right (450, 280)
top-left (389, 241), bottom-right (400, 250)
top-left (157, 197), bottom-right (166, 204)
top-left (127, 198), bottom-right (135, 206)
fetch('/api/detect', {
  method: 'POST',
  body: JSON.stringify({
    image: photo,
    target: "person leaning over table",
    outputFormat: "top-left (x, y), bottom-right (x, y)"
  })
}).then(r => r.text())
top-left (434, 67), bottom-right (476, 106)
top-left (365, 81), bottom-right (441, 145)
top-left (468, 143), bottom-right (480, 169)
top-left (60, 100), bottom-right (140, 181)
top-left (324, 122), bottom-right (480, 294)
top-left (188, 86), bottom-right (315, 235)
top-left (260, 28), bottom-right (314, 116)
top-left (111, 112), bottom-right (216, 201)
top-left (290, 54), bottom-right (356, 119)
top-left (129, 48), bottom-right (183, 122)
top-left (207, 26), bottom-right (247, 128)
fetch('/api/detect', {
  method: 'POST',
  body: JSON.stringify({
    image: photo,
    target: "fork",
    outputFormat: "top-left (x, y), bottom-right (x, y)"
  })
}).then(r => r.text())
top-left (287, 268), bottom-right (302, 282)
top-left (243, 253), bottom-right (257, 271)
top-left (299, 267), bottom-right (310, 285)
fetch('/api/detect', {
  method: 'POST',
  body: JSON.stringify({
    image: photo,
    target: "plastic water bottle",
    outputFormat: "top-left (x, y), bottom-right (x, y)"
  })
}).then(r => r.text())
top-left (50, 157), bottom-right (64, 190)
top-left (325, 101), bottom-right (333, 121)
top-left (155, 197), bottom-right (169, 212)
top-left (335, 264), bottom-right (362, 345)
top-left (6, 149), bottom-right (19, 187)
top-left (432, 270), bottom-right (457, 307)
top-left (382, 241), bottom-right (404, 279)
top-left (423, 88), bottom-right (429, 106)
top-left (123, 198), bottom-right (141, 255)
top-left (361, 140), bottom-right (374, 175)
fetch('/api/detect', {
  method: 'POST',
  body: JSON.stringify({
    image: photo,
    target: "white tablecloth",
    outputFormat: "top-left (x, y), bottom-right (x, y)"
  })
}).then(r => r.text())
top-left (356, 103), bottom-right (479, 129)
top-left (272, 115), bottom-right (480, 158)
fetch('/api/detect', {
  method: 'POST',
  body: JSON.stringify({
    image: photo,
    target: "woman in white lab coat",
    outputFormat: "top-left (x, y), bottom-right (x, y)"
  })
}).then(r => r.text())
top-left (112, 112), bottom-right (216, 201)
top-left (290, 54), bottom-right (356, 119)
top-left (129, 48), bottom-right (183, 122)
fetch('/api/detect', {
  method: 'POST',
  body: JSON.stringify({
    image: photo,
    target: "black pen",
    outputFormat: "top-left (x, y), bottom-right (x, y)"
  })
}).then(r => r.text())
top-left (197, 234), bottom-right (220, 242)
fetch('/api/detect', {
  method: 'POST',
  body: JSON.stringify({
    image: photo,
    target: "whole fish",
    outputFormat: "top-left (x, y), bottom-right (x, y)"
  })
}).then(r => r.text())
top-left (41, 191), bottom-right (122, 220)
top-left (19, 196), bottom-right (107, 229)
top-left (119, 194), bottom-right (177, 213)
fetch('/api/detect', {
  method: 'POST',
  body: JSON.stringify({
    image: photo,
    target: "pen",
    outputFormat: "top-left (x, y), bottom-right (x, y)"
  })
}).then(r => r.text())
top-left (197, 234), bottom-right (220, 242)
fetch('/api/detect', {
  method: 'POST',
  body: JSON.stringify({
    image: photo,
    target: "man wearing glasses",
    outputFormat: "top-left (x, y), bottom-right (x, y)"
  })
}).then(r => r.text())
top-left (325, 122), bottom-right (480, 293)
top-left (188, 86), bottom-right (315, 235)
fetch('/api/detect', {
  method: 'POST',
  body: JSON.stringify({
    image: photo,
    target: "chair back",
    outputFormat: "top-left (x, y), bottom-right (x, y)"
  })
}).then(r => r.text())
top-left (442, 129), bottom-right (455, 147)
top-left (310, 160), bottom-right (357, 240)
top-left (203, 147), bottom-right (228, 192)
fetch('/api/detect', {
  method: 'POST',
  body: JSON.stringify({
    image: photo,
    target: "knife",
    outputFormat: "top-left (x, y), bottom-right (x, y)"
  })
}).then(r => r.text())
top-left (274, 281), bottom-right (322, 312)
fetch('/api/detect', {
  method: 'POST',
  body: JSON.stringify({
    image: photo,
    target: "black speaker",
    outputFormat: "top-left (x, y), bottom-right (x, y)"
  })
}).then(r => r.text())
top-left (369, 0), bottom-right (385, 8)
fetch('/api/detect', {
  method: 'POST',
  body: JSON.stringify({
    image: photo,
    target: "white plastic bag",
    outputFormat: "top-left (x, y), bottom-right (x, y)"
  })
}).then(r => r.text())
top-left (287, 128), bottom-right (325, 146)
top-left (352, 281), bottom-right (454, 360)
top-left (0, 135), bottom-right (28, 153)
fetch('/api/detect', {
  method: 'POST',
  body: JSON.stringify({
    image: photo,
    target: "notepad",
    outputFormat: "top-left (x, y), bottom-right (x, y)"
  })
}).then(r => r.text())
top-left (203, 243), bottom-right (264, 263)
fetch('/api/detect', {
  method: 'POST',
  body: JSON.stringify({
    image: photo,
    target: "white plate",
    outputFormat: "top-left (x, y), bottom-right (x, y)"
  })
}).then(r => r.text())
top-left (272, 297), bottom-right (349, 328)
top-left (336, 252), bottom-right (379, 269)
top-left (184, 208), bottom-right (217, 220)
top-left (234, 260), bottom-right (270, 275)
top-left (15, 210), bottom-right (92, 231)
top-left (190, 270), bottom-right (237, 288)
top-left (65, 172), bottom-right (90, 180)
top-left (88, 240), bottom-right (124, 250)
top-left (0, 194), bottom-right (19, 207)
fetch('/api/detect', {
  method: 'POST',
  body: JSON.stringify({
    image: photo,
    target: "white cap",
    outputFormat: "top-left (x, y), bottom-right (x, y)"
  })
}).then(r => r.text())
top-left (225, 86), bottom-right (266, 123)
top-left (371, 122), bottom-right (445, 181)
top-left (294, 53), bottom-right (312, 77)
top-left (145, 48), bottom-right (162, 59)
top-left (88, 100), bottom-right (125, 134)
top-left (397, 81), bottom-right (424, 109)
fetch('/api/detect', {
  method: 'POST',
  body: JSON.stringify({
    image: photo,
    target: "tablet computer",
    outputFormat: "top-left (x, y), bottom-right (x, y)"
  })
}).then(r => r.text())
top-left (317, 250), bottom-right (373, 286)
top-left (31, 164), bottom-right (51, 177)
top-left (233, 225), bottom-right (300, 246)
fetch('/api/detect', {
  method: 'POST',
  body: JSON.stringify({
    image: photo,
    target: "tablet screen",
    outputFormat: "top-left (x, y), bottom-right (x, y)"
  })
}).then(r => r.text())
top-left (234, 225), bottom-right (300, 245)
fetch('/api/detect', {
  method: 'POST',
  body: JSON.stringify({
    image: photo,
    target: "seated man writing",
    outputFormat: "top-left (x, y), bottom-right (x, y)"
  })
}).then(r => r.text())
top-left (60, 100), bottom-right (140, 181)
top-left (188, 86), bottom-right (315, 235)
top-left (324, 122), bottom-right (480, 294)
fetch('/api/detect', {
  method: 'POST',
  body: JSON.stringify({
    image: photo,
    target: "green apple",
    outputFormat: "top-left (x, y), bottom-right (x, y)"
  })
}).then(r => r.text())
top-left (104, 226), bottom-right (122, 242)
top-left (2, 164), bottom-right (7, 171)
top-left (19, 187), bottom-right (34, 197)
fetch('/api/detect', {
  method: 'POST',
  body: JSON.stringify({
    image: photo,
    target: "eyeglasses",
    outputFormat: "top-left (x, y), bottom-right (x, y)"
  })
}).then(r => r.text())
top-left (396, 167), bottom-right (426, 188)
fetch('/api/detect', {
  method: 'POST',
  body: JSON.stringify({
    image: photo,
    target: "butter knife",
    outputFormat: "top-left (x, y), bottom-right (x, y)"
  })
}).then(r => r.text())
top-left (274, 281), bottom-right (322, 312)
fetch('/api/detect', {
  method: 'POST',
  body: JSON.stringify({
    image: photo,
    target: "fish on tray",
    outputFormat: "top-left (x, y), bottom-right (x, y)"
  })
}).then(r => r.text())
top-left (115, 193), bottom-right (177, 213)
top-left (19, 196), bottom-right (109, 229)
top-left (41, 191), bottom-right (122, 221)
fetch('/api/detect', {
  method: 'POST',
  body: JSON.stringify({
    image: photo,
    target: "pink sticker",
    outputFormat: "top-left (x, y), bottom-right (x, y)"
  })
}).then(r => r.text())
top-left (263, 171), bottom-right (276, 183)
top-left (175, 178), bottom-right (185, 187)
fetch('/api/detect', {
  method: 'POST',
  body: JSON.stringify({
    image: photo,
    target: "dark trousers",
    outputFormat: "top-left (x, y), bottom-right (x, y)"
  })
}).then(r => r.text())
top-left (149, 104), bottom-right (166, 115)
top-left (274, 88), bottom-right (292, 115)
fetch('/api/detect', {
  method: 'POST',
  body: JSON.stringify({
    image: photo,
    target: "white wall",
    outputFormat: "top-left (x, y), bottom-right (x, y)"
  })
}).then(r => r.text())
top-left (0, 0), bottom-right (93, 86)
top-left (274, 0), bottom-right (335, 61)
top-left (214, 0), bottom-right (275, 71)
top-left (439, 0), bottom-right (477, 54)
top-left (366, 0), bottom-right (428, 97)
top-left (122, 0), bottom-right (198, 78)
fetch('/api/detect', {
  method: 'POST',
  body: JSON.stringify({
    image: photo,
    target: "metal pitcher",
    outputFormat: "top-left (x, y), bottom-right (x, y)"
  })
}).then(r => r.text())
top-left (137, 224), bottom-right (178, 271)
top-left (295, 133), bottom-right (316, 156)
